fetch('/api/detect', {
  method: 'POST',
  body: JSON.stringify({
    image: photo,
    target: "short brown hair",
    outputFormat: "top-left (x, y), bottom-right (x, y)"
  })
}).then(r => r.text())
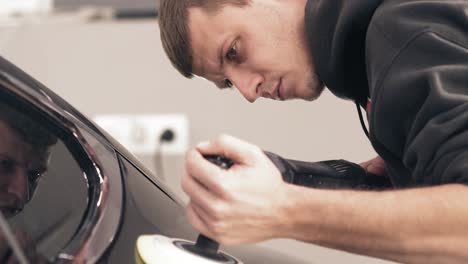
top-left (159, 0), bottom-right (250, 78)
top-left (0, 103), bottom-right (57, 149)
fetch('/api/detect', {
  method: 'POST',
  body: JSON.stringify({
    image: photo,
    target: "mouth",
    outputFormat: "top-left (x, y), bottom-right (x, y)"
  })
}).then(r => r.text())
top-left (0, 194), bottom-right (23, 217)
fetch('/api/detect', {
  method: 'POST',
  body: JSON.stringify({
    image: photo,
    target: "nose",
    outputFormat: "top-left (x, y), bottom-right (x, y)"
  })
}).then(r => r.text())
top-left (226, 68), bottom-right (263, 103)
top-left (6, 168), bottom-right (29, 203)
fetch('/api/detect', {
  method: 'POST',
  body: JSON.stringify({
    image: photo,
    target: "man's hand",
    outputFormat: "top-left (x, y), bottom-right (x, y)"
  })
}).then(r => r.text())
top-left (0, 227), bottom-right (47, 264)
top-left (182, 135), bottom-right (291, 245)
top-left (360, 156), bottom-right (387, 177)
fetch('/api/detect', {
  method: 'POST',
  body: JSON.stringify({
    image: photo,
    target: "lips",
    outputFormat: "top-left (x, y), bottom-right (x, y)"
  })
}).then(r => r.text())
top-left (261, 78), bottom-right (285, 100)
top-left (0, 193), bottom-right (23, 217)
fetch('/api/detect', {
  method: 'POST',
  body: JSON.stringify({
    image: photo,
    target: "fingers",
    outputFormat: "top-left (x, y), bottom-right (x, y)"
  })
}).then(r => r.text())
top-left (183, 175), bottom-right (228, 241)
top-left (360, 160), bottom-right (371, 169)
top-left (187, 201), bottom-right (234, 244)
top-left (196, 134), bottom-right (262, 165)
top-left (185, 149), bottom-right (231, 198)
top-left (360, 156), bottom-right (387, 177)
top-left (367, 162), bottom-right (387, 176)
top-left (1, 228), bottom-right (35, 264)
top-left (360, 156), bottom-right (381, 169)
top-left (186, 202), bottom-right (215, 240)
top-left (181, 165), bottom-right (226, 214)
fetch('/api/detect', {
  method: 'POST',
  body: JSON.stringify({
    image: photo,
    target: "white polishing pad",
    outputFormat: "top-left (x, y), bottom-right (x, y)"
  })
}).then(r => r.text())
top-left (136, 235), bottom-right (243, 264)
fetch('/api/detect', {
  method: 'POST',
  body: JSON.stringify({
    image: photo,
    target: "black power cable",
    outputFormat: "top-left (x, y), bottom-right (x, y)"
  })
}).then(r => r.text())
top-left (154, 129), bottom-right (175, 180)
top-left (356, 100), bottom-right (370, 139)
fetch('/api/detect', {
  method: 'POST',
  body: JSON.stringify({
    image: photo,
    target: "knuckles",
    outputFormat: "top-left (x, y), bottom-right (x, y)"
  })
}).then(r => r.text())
top-left (181, 173), bottom-right (190, 194)
top-left (186, 202), bottom-right (230, 243)
top-left (206, 200), bottom-right (229, 221)
top-left (184, 148), bottom-right (199, 168)
top-left (251, 145), bottom-right (263, 157)
top-left (186, 204), bottom-right (203, 230)
top-left (215, 134), bottom-right (232, 146)
top-left (207, 218), bottom-right (227, 235)
top-left (186, 200), bottom-right (243, 246)
top-left (215, 179), bottom-right (233, 200)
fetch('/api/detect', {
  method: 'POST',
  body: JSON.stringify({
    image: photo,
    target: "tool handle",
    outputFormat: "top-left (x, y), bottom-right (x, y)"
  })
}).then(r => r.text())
top-left (195, 234), bottom-right (219, 254)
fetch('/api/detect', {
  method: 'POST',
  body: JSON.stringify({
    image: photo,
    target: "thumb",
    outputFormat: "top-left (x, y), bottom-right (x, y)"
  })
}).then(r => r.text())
top-left (196, 135), bottom-right (262, 165)
top-left (367, 163), bottom-right (387, 176)
top-left (363, 156), bottom-right (387, 177)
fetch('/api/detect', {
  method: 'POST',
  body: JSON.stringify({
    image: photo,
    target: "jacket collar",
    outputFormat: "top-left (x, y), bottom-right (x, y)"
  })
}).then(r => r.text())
top-left (305, 0), bottom-right (383, 106)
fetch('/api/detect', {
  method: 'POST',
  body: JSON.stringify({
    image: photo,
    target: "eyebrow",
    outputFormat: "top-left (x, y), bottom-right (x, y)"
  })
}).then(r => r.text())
top-left (35, 166), bottom-right (48, 174)
top-left (198, 39), bottom-right (230, 89)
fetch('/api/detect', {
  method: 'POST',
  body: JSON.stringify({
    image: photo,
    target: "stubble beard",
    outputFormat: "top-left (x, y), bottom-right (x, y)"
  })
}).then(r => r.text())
top-left (302, 70), bottom-right (325, 101)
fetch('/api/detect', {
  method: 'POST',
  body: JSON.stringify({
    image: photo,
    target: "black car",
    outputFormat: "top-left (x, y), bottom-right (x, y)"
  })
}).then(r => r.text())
top-left (0, 56), bottom-right (311, 264)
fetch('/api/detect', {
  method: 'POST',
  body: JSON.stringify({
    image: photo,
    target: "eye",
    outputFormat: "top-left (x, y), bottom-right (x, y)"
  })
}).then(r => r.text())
top-left (226, 42), bottom-right (238, 62)
top-left (0, 158), bottom-right (15, 174)
top-left (28, 170), bottom-right (42, 182)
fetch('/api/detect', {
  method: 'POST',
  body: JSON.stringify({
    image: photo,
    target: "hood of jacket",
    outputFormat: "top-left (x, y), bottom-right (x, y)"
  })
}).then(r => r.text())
top-left (305, 0), bottom-right (384, 106)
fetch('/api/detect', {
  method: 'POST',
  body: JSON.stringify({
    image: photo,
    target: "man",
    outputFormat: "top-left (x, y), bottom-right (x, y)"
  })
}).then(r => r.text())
top-left (159, 0), bottom-right (468, 263)
top-left (0, 105), bottom-right (56, 216)
top-left (0, 103), bottom-right (56, 263)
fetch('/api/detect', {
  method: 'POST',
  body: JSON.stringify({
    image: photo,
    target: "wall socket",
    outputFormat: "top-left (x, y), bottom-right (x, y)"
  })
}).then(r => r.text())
top-left (93, 114), bottom-right (189, 155)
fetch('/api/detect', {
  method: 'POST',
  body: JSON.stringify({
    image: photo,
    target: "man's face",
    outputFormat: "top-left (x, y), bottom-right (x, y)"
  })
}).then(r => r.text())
top-left (188, 0), bottom-right (324, 103)
top-left (0, 121), bottom-right (49, 217)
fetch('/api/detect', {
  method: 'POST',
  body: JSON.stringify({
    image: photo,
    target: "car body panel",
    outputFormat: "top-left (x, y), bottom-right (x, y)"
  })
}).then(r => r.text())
top-left (0, 55), bottom-right (311, 264)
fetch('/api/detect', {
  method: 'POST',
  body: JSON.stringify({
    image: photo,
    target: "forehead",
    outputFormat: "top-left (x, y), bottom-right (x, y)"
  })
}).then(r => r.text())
top-left (0, 122), bottom-right (28, 151)
top-left (0, 121), bottom-right (50, 166)
top-left (187, 7), bottom-right (232, 81)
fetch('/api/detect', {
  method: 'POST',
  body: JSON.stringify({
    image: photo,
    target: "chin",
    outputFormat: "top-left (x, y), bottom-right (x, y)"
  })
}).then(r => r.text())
top-left (303, 94), bottom-right (320, 102)
top-left (295, 71), bottom-right (325, 101)
top-left (300, 81), bottom-right (325, 101)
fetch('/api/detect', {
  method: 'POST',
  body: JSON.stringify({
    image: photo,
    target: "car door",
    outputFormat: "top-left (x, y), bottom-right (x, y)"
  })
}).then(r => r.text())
top-left (0, 57), bottom-right (123, 263)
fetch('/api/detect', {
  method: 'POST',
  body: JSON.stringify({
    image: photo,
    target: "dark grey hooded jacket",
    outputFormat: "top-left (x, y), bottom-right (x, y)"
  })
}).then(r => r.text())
top-left (271, 0), bottom-right (468, 189)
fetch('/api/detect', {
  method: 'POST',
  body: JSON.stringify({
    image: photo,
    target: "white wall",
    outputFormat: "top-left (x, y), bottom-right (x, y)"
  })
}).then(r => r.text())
top-left (0, 14), bottom-right (394, 264)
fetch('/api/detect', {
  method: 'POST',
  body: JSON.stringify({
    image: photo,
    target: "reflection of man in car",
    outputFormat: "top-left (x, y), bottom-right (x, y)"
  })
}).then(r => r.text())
top-left (0, 104), bottom-right (56, 263)
top-left (0, 104), bottom-right (57, 217)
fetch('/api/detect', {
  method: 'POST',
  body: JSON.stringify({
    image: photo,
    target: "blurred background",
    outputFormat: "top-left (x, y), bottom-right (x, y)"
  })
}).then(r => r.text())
top-left (0, 1), bottom-right (394, 263)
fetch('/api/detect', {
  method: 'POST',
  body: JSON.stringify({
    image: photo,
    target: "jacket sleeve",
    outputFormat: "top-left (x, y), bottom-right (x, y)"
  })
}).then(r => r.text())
top-left (264, 152), bottom-right (393, 190)
top-left (366, 0), bottom-right (468, 186)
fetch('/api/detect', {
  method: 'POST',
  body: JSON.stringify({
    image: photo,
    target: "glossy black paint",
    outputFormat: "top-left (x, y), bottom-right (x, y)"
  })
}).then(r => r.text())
top-left (0, 56), bottom-right (311, 263)
top-left (106, 155), bottom-right (310, 264)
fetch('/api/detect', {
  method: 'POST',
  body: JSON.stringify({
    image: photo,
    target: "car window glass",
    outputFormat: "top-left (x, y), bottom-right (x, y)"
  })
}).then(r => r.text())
top-left (0, 98), bottom-right (88, 262)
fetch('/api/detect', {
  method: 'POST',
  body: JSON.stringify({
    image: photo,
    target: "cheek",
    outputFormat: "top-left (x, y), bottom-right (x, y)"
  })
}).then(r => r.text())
top-left (246, 42), bottom-right (291, 73)
top-left (11, 172), bottom-right (28, 197)
top-left (0, 169), bottom-right (29, 203)
top-left (244, 28), bottom-right (313, 75)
